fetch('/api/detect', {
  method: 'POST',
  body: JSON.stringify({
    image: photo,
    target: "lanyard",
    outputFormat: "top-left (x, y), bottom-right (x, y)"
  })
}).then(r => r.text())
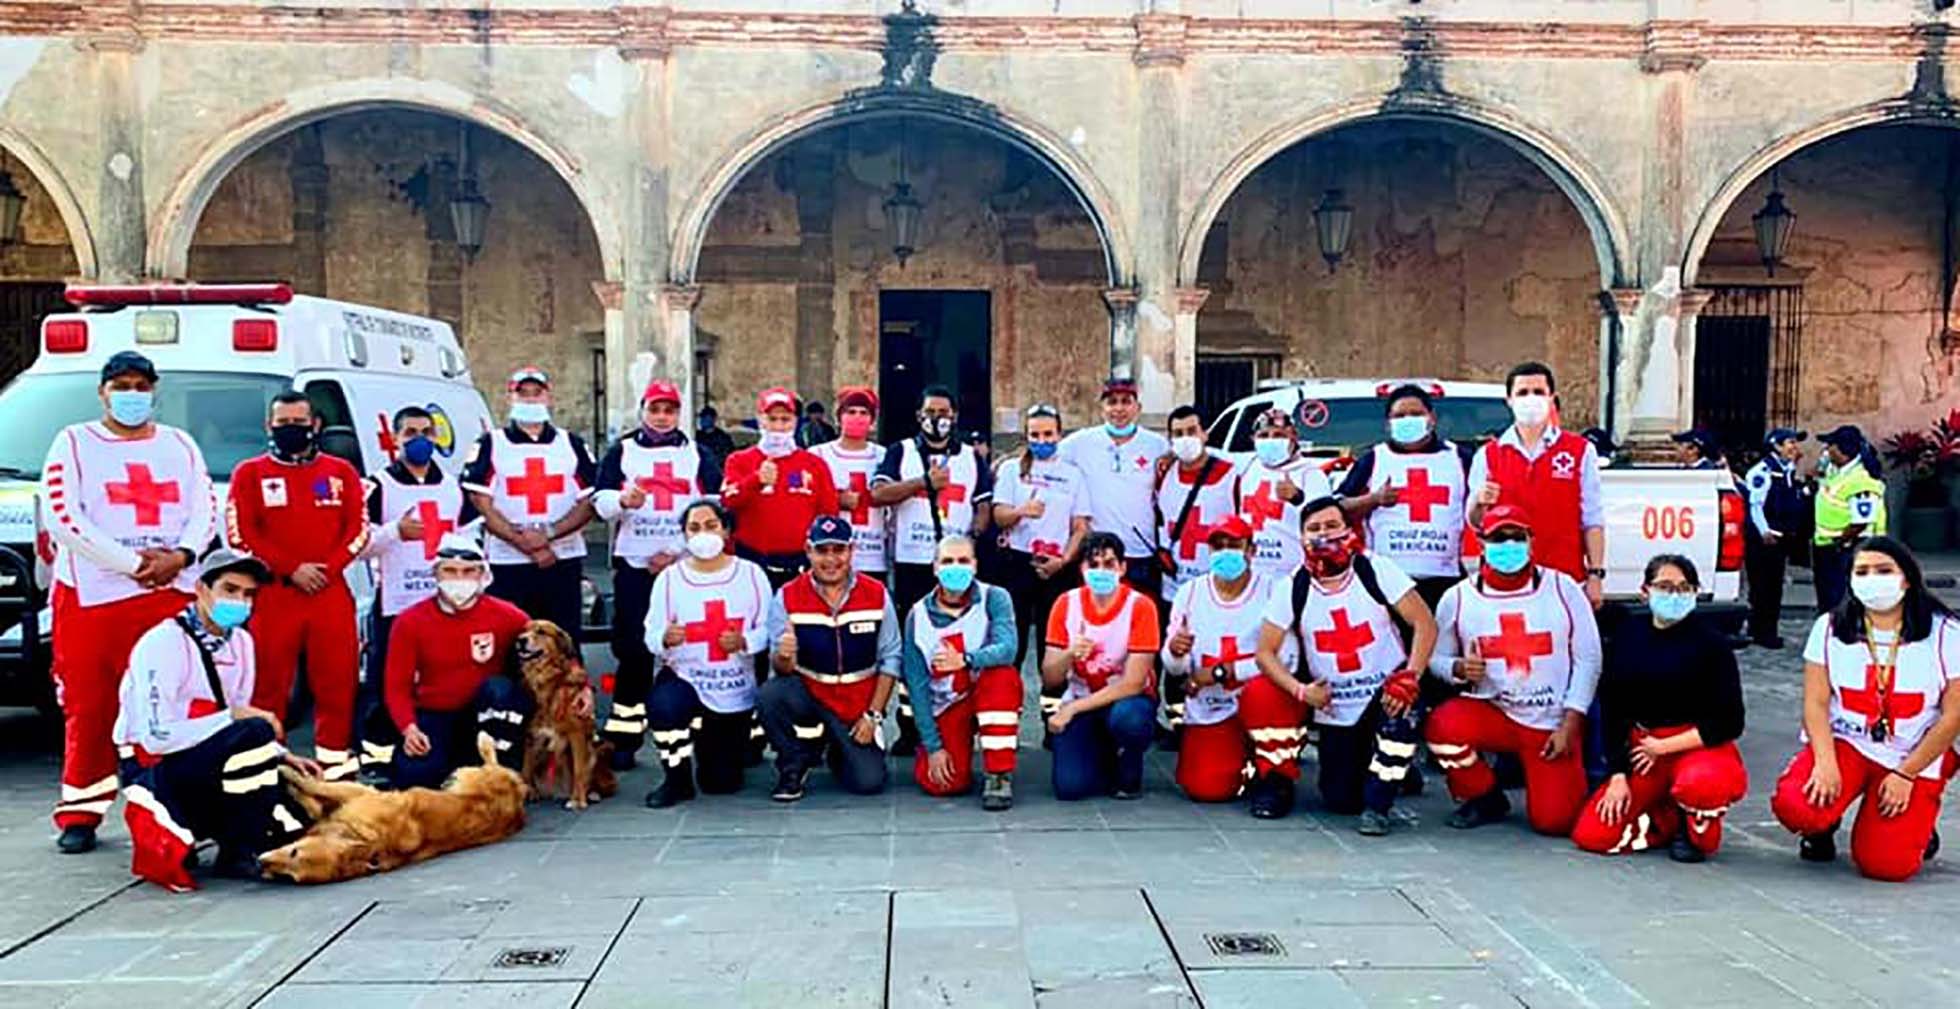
top-left (1859, 617), bottom-right (1904, 740)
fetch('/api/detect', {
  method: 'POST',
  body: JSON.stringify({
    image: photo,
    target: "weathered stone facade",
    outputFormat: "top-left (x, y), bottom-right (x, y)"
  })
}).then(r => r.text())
top-left (0, 1), bottom-right (1957, 450)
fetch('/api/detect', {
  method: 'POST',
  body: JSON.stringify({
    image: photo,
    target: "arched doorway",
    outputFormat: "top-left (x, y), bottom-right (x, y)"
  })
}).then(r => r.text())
top-left (181, 107), bottom-right (609, 441)
top-left (679, 106), bottom-right (1125, 442)
top-left (0, 141), bottom-right (91, 387)
top-left (1185, 113), bottom-right (1623, 442)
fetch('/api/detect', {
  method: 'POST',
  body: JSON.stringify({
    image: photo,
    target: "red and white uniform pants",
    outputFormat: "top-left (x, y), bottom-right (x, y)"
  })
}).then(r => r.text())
top-left (1771, 738), bottom-right (1954, 883)
top-left (913, 666), bottom-right (1021, 796)
top-left (1424, 697), bottom-right (1588, 836)
top-left (51, 584), bottom-right (193, 829)
top-left (248, 581), bottom-right (360, 779)
top-left (1571, 726), bottom-right (1748, 855)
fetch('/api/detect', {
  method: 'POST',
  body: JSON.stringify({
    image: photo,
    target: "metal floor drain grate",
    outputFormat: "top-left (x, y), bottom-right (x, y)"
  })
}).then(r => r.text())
top-left (493, 946), bottom-right (570, 969)
top-left (1204, 932), bottom-right (1286, 957)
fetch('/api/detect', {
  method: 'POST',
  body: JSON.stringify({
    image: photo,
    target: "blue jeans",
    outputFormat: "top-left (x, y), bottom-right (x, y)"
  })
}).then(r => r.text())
top-left (1052, 695), bottom-right (1156, 800)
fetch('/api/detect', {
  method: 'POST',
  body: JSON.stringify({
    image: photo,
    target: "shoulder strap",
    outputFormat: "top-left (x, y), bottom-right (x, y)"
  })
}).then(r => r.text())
top-left (1351, 554), bottom-right (1391, 611)
top-left (1165, 456), bottom-right (1220, 549)
top-left (914, 437), bottom-right (945, 542)
top-left (175, 614), bottom-right (227, 709)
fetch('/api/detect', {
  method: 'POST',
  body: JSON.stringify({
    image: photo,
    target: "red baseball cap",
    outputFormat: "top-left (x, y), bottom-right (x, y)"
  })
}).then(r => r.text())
top-left (756, 386), bottom-right (799, 415)
top-left (1100, 378), bottom-right (1139, 401)
top-left (1207, 515), bottom-right (1254, 543)
top-left (836, 385), bottom-right (879, 416)
top-left (642, 379), bottom-right (682, 407)
top-left (1479, 504), bottom-right (1532, 535)
top-left (507, 365), bottom-right (551, 391)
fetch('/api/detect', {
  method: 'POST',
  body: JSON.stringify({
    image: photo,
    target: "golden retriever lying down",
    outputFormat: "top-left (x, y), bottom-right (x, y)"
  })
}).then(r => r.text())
top-left (260, 733), bottom-right (527, 884)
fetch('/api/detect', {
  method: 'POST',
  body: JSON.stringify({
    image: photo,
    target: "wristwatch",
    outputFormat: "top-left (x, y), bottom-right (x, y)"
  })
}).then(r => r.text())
top-left (863, 710), bottom-right (885, 726)
top-left (1586, 567), bottom-right (1607, 579)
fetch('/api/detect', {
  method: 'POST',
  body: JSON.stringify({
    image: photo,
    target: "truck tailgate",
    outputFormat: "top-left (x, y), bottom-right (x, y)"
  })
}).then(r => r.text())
top-left (1600, 468), bottom-right (1741, 602)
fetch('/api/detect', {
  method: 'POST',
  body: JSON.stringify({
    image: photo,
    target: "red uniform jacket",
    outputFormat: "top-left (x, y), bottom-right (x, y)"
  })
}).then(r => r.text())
top-left (385, 595), bottom-right (530, 730)
top-left (722, 447), bottom-right (839, 558)
top-left (226, 453), bottom-right (370, 585)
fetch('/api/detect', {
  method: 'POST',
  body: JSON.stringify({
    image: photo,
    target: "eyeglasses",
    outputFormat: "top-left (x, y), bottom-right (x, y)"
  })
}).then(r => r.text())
top-left (1647, 581), bottom-right (1695, 593)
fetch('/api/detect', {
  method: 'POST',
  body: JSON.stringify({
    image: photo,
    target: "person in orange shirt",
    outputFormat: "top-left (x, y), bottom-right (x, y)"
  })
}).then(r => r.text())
top-left (1041, 531), bottom-right (1161, 799)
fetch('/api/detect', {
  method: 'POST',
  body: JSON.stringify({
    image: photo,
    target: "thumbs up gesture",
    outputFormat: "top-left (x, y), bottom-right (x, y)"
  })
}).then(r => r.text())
top-left (1375, 478), bottom-right (1400, 508)
top-left (1476, 481), bottom-right (1502, 508)
top-left (777, 630), bottom-right (798, 664)
top-left (1456, 638), bottom-right (1488, 684)
top-left (663, 619), bottom-right (686, 649)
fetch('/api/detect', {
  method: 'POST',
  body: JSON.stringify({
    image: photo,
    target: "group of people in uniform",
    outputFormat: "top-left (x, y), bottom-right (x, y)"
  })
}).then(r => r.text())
top-left (38, 346), bottom-right (1960, 890)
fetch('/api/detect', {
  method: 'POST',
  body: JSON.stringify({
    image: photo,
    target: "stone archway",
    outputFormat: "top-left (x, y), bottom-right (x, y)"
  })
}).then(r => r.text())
top-left (0, 127), bottom-right (95, 385)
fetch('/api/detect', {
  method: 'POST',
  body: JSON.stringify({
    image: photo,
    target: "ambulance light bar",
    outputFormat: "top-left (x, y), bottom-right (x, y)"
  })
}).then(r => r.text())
top-left (1375, 381), bottom-right (1446, 398)
top-left (64, 283), bottom-right (294, 307)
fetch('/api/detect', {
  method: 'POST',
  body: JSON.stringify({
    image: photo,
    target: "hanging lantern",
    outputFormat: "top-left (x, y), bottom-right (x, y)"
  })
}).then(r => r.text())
top-left (1313, 187), bottom-right (1354, 272)
top-left (1752, 172), bottom-right (1795, 277)
top-left (0, 170), bottom-right (24, 246)
top-left (448, 125), bottom-right (489, 260)
top-left (883, 180), bottom-right (923, 267)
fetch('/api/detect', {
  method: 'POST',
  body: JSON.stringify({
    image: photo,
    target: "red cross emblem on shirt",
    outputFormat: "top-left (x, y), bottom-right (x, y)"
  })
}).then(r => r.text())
top-left (1243, 481), bottom-right (1285, 532)
top-left (505, 457), bottom-right (565, 515)
top-left (915, 480), bottom-right (968, 516)
top-left (1175, 516), bottom-right (1215, 561)
top-left (105, 463), bottom-right (181, 528)
top-left (684, 600), bottom-right (745, 662)
top-left (846, 472), bottom-right (872, 525)
top-left (634, 461), bottom-right (692, 511)
top-left (412, 500), bottom-right (455, 560)
top-left (374, 413), bottom-right (399, 463)
top-left (1201, 636), bottom-right (1251, 685)
top-left (1840, 665), bottom-right (1927, 731)
top-left (931, 631), bottom-right (973, 694)
top-left (1477, 612), bottom-right (1555, 673)
top-left (1398, 467), bottom-right (1451, 523)
top-left (1312, 608), bottom-right (1376, 673)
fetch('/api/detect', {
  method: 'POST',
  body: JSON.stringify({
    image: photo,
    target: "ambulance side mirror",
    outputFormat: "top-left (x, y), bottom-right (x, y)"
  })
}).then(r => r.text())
top-left (318, 426), bottom-right (363, 467)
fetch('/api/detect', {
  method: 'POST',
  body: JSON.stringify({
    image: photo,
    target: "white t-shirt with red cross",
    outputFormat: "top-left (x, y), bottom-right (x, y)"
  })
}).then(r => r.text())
top-left (42, 422), bottom-right (216, 607)
top-left (994, 456), bottom-right (1091, 559)
top-left (369, 467), bottom-right (466, 617)
top-left (1427, 569), bottom-right (1602, 732)
top-left (1162, 572), bottom-right (1277, 726)
top-left (1804, 614), bottom-right (1960, 780)
top-left (644, 558), bottom-right (772, 713)
top-left (1262, 557), bottom-right (1414, 727)
top-left (602, 440), bottom-right (706, 567)
top-left (1155, 457), bottom-right (1240, 599)
top-left (1357, 444), bottom-right (1466, 579)
top-left (1236, 457), bottom-right (1334, 581)
top-left (812, 440), bottom-right (889, 573)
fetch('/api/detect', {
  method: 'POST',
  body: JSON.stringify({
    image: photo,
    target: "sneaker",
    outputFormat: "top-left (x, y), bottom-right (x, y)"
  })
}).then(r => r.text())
top-left (771, 768), bottom-right (808, 803)
top-left (644, 772), bottom-right (697, 809)
top-left (1668, 831), bottom-right (1707, 864)
top-left (981, 772), bottom-right (1014, 812)
top-left (1248, 774), bottom-right (1296, 820)
top-left (55, 825), bottom-right (96, 854)
top-left (1111, 775), bottom-right (1144, 801)
top-left (609, 746), bottom-right (639, 772)
top-left (1357, 809), bottom-right (1392, 837)
top-left (1799, 831), bottom-right (1838, 863)
top-left (1446, 791), bottom-right (1511, 830)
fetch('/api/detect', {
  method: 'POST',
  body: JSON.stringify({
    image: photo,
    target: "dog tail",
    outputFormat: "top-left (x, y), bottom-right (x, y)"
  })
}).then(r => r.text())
top-left (476, 731), bottom-right (499, 767)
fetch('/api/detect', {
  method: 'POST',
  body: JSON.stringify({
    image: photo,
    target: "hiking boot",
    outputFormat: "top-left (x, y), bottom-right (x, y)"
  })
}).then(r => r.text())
top-left (644, 764), bottom-right (697, 809)
top-left (1668, 831), bottom-right (1707, 864)
top-left (1927, 829), bottom-right (1942, 862)
top-left (1799, 831), bottom-right (1838, 863)
top-left (56, 825), bottom-right (96, 854)
top-left (1248, 774), bottom-right (1296, 820)
top-left (609, 746), bottom-right (639, 772)
top-left (771, 767), bottom-right (808, 803)
top-left (1111, 773), bottom-right (1144, 801)
top-left (981, 773), bottom-right (1014, 812)
top-left (211, 847), bottom-right (262, 880)
top-left (1357, 809), bottom-right (1392, 837)
top-left (1446, 790), bottom-right (1511, 830)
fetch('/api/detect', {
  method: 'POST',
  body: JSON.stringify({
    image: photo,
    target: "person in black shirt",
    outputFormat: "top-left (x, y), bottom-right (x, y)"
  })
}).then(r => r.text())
top-left (1571, 554), bottom-right (1747, 863)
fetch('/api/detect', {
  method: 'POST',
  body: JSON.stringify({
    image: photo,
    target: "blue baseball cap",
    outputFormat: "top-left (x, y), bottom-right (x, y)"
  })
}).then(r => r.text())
top-left (100, 350), bottom-right (158, 384)
top-left (807, 515), bottom-right (853, 547)
top-left (1765, 427), bottom-right (1808, 448)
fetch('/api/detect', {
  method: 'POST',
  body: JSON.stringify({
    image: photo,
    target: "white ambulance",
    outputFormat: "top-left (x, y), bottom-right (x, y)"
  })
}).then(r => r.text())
top-left (0, 283), bottom-right (494, 709)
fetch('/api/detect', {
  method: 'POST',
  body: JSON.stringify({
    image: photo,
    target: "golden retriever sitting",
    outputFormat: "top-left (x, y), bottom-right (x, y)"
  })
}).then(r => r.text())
top-left (260, 733), bottom-right (526, 884)
top-left (514, 620), bottom-right (618, 809)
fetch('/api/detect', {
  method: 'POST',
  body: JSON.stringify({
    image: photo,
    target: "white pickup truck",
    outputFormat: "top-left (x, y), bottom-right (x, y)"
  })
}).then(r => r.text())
top-left (1206, 378), bottom-right (1747, 630)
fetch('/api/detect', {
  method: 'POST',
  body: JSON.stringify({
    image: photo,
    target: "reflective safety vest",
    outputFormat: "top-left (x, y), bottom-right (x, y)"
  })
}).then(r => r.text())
top-left (1814, 464), bottom-right (1887, 544)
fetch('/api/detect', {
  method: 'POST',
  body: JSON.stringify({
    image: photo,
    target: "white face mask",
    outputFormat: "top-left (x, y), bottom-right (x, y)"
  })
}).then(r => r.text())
top-left (1508, 394), bottom-right (1552, 426)
top-left (1851, 573), bottom-right (1907, 613)
top-left (686, 531), bottom-right (725, 560)
top-left (1171, 435), bottom-right (1204, 463)
top-left (437, 578), bottom-right (484, 608)
top-left (759, 430), bottom-right (796, 458)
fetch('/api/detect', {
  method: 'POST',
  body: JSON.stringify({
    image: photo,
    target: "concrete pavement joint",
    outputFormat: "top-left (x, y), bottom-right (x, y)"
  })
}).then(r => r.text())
top-left (245, 900), bottom-right (376, 1008)
top-left (1139, 887), bottom-right (1206, 1009)
top-left (0, 878), bottom-right (141, 960)
top-left (569, 897), bottom-right (640, 1007)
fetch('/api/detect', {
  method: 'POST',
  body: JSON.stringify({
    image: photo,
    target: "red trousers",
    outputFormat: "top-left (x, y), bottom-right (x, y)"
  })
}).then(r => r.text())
top-left (1771, 737), bottom-right (1948, 882)
top-left (51, 584), bottom-right (193, 829)
top-left (1572, 726), bottom-right (1749, 855)
top-left (248, 581), bottom-right (359, 776)
top-left (913, 666), bottom-right (1021, 796)
top-left (1425, 697), bottom-right (1587, 836)
top-left (1237, 677), bottom-right (1308, 779)
top-left (1177, 718), bottom-right (1252, 802)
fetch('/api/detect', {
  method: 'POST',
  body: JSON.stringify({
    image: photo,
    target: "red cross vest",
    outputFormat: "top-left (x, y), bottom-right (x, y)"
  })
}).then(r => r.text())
top-left (1155, 459), bottom-right (1239, 600)
top-left (812, 441), bottom-right (889, 573)
top-left (372, 469), bottom-right (465, 617)
top-left (654, 559), bottom-right (767, 713)
top-left (486, 429), bottom-right (586, 564)
top-left (908, 591), bottom-right (993, 717)
top-left (783, 573), bottom-right (890, 723)
top-left (1169, 573), bottom-right (1275, 726)
top-left (1481, 431), bottom-right (1589, 581)
top-left (1446, 571), bottom-right (1584, 731)
top-left (1055, 585), bottom-right (1154, 703)
top-left (1360, 445), bottom-right (1466, 580)
top-left (1811, 614), bottom-right (1957, 780)
top-left (50, 422), bottom-right (209, 606)
top-left (999, 456), bottom-right (1087, 559)
top-left (1237, 458), bottom-right (1331, 581)
top-left (890, 441), bottom-right (980, 566)
top-left (1284, 566), bottom-right (1410, 727)
top-left (612, 439), bottom-right (702, 565)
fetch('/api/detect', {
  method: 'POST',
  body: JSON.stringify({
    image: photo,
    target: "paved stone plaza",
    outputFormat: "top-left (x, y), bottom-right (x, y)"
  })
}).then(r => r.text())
top-left (0, 612), bottom-right (1955, 1008)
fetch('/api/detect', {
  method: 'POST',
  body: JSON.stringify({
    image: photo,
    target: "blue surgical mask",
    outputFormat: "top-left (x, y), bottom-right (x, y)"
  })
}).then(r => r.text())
top-left (1254, 438), bottom-right (1291, 466)
top-left (402, 435), bottom-right (436, 466)
top-left (1209, 549), bottom-right (1248, 582)
top-left (108, 390), bottom-right (154, 427)
top-left (208, 598), bottom-right (252, 631)
top-left (1388, 415), bottom-right (1431, 445)
top-left (1028, 441), bottom-right (1057, 461)
top-left (1083, 569), bottom-right (1121, 596)
top-left (936, 564), bottom-right (976, 594)
top-left (1105, 422), bottom-right (1138, 439)
top-left (1648, 590), bottom-right (1697, 624)
top-left (509, 401), bottom-right (551, 426)
top-left (1482, 540), bottom-right (1532, 576)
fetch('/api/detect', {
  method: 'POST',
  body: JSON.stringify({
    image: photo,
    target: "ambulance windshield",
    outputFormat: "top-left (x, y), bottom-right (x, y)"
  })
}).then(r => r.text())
top-left (0, 371), bottom-right (290, 480)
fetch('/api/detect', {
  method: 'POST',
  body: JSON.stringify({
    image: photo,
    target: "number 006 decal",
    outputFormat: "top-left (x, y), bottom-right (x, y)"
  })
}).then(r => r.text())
top-left (1641, 505), bottom-right (1696, 540)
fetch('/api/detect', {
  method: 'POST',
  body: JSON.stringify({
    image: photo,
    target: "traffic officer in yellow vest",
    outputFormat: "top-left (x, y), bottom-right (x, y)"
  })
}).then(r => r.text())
top-left (1811, 425), bottom-right (1887, 614)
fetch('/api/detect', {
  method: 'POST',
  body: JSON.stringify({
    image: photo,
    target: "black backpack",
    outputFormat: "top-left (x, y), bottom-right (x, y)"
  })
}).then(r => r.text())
top-left (1286, 555), bottom-right (1415, 661)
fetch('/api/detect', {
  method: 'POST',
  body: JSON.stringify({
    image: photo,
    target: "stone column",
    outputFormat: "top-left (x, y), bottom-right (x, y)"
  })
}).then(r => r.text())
top-left (80, 22), bottom-right (146, 282)
top-left (1597, 287), bottom-right (1642, 443)
top-left (1173, 286), bottom-right (1210, 407)
top-left (1616, 275), bottom-right (1713, 460)
top-left (1103, 286), bottom-right (1140, 381)
top-left (1128, 13), bottom-right (1190, 417)
top-left (617, 15), bottom-right (676, 434)
top-left (592, 281), bottom-right (628, 442)
top-left (658, 283), bottom-right (702, 412)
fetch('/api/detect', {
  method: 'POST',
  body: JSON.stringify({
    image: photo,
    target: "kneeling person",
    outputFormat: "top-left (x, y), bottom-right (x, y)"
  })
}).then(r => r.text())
top-left (384, 536), bottom-right (537, 790)
top-left (114, 550), bottom-right (317, 891)
top-left (760, 516), bottom-right (902, 801)
top-left (905, 535), bottom-right (1022, 809)
top-left (1043, 532), bottom-right (1161, 800)
top-left (1161, 518), bottom-right (1277, 803)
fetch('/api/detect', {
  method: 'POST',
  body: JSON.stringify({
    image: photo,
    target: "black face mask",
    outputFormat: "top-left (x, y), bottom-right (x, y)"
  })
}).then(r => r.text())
top-left (270, 424), bottom-right (316, 459)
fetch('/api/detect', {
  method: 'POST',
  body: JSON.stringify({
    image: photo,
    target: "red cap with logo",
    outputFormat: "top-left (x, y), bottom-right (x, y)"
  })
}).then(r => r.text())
top-left (756, 386), bottom-right (799, 415)
top-left (642, 379), bottom-right (682, 407)
top-left (836, 385), bottom-right (880, 416)
top-left (1207, 515), bottom-right (1255, 543)
top-left (1479, 504), bottom-right (1533, 536)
